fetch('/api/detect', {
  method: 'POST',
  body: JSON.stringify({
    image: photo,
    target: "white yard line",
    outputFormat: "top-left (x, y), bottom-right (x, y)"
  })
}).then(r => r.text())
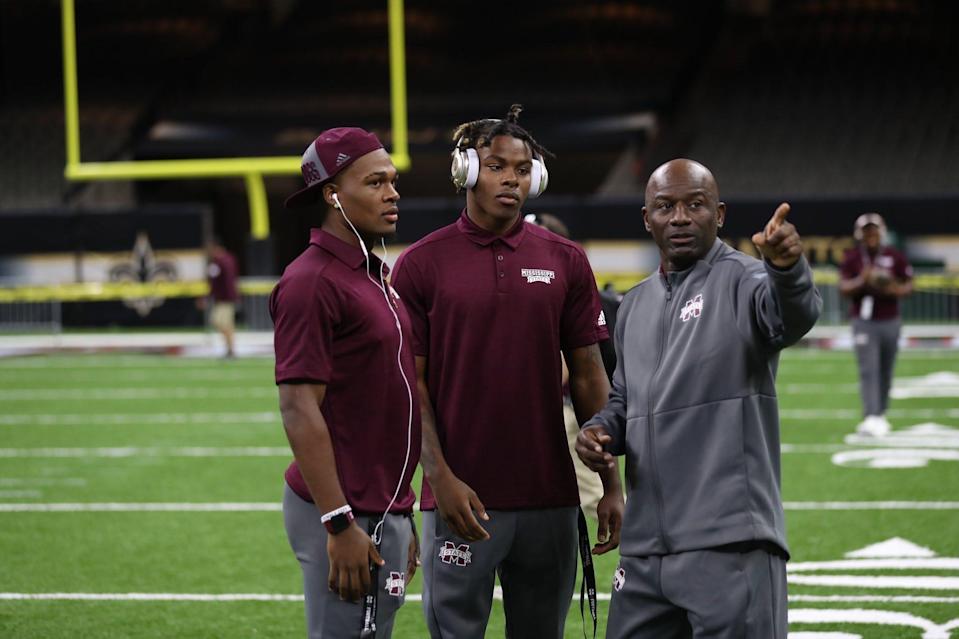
top-left (781, 384), bottom-right (860, 394)
top-left (0, 443), bottom-right (909, 456)
top-left (790, 594), bottom-right (959, 603)
top-left (0, 388), bottom-right (274, 400)
top-left (0, 478), bottom-right (86, 486)
top-left (789, 608), bottom-right (953, 635)
top-left (789, 558), bottom-right (959, 571)
top-left (780, 408), bottom-right (959, 420)
top-left (783, 501), bottom-right (959, 510)
top-left (0, 447), bottom-right (289, 458)
top-left (789, 575), bottom-right (959, 590)
top-left (2, 501), bottom-right (957, 513)
top-left (4, 409), bottom-right (954, 427)
top-left (0, 503), bottom-right (282, 512)
top-left (0, 357), bottom-right (272, 369)
top-left (3, 592), bottom-right (958, 605)
top-left (0, 371), bottom-right (268, 383)
top-left (0, 412), bottom-right (278, 426)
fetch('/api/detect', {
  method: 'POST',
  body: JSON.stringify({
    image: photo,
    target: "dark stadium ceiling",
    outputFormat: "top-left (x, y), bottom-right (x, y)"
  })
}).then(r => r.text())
top-left (1, 0), bottom-right (956, 198)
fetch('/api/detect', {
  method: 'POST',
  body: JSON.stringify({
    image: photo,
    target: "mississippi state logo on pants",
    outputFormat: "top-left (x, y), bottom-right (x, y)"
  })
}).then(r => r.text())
top-left (613, 567), bottom-right (626, 592)
top-left (384, 571), bottom-right (405, 597)
top-left (438, 541), bottom-right (472, 567)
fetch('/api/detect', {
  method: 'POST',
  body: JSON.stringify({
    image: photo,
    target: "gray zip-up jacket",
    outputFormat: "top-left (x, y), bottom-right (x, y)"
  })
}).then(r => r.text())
top-left (587, 239), bottom-right (822, 557)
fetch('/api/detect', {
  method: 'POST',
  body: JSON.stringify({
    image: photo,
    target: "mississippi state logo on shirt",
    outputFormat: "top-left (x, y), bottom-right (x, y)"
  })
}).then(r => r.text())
top-left (680, 294), bottom-right (704, 322)
top-left (438, 541), bottom-right (472, 566)
top-left (521, 268), bottom-right (555, 284)
top-left (384, 571), bottom-right (405, 597)
top-left (613, 567), bottom-right (626, 592)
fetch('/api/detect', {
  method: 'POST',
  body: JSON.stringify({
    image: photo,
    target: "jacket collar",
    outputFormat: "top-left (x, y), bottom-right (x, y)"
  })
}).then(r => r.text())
top-left (659, 237), bottom-right (727, 288)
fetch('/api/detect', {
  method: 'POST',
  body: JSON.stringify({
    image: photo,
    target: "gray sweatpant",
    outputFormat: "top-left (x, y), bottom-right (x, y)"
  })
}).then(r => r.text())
top-left (852, 318), bottom-right (901, 417)
top-left (421, 507), bottom-right (578, 639)
top-left (283, 485), bottom-right (413, 639)
top-left (606, 547), bottom-right (788, 639)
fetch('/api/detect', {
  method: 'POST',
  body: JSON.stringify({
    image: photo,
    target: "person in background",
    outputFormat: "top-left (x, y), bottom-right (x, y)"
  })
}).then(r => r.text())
top-left (204, 237), bottom-right (239, 358)
top-left (839, 213), bottom-right (913, 437)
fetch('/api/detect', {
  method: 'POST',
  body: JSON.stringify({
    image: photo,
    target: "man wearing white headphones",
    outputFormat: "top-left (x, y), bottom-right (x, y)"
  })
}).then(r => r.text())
top-left (391, 106), bottom-right (624, 638)
top-left (271, 127), bottom-right (421, 638)
top-left (839, 213), bottom-right (913, 437)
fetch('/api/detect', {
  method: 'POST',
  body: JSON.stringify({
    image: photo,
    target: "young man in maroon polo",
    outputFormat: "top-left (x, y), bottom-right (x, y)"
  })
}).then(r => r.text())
top-left (271, 127), bottom-right (421, 639)
top-left (839, 213), bottom-right (913, 437)
top-left (391, 106), bottom-right (624, 638)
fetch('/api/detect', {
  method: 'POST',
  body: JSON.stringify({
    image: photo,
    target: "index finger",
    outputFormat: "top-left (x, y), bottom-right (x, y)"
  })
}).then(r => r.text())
top-left (769, 202), bottom-right (790, 228)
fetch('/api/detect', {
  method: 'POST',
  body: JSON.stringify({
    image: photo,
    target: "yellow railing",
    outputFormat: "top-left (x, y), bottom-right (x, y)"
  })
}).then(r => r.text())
top-left (4, 271), bottom-right (958, 303)
top-left (60, 0), bottom-right (410, 240)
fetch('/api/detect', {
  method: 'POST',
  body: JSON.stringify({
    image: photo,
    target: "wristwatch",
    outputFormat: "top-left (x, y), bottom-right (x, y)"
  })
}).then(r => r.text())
top-left (320, 505), bottom-right (355, 535)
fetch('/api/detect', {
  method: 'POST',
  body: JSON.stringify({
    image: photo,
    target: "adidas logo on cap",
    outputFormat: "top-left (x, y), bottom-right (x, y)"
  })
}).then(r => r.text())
top-left (335, 153), bottom-right (351, 166)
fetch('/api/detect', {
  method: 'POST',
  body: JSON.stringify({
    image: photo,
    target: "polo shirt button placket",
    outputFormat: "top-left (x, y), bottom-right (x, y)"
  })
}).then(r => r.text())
top-left (495, 246), bottom-right (507, 292)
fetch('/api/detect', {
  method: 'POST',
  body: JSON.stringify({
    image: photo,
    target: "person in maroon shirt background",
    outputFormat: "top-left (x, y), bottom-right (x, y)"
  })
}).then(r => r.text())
top-left (391, 105), bottom-right (624, 638)
top-left (202, 237), bottom-right (239, 358)
top-left (839, 213), bottom-right (913, 437)
top-left (271, 127), bottom-right (421, 638)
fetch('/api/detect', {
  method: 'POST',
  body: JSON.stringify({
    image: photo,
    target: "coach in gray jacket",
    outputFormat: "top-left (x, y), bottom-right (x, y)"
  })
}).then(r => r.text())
top-left (577, 159), bottom-right (821, 639)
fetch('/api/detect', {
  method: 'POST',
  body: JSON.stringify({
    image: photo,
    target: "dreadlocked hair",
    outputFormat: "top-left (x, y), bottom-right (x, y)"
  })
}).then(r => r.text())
top-left (451, 104), bottom-right (553, 159)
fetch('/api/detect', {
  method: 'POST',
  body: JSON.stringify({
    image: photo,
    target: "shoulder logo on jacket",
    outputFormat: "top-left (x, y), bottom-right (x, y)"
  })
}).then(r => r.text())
top-left (680, 294), bottom-right (704, 322)
top-left (521, 268), bottom-right (555, 284)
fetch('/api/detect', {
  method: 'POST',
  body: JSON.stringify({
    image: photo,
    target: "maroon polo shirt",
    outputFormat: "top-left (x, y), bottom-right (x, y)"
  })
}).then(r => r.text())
top-left (391, 210), bottom-right (608, 510)
top-left (270, 228), bottom-right (421, 514)
top-left (208, 252), bottom-right (239, 302)
top-left (839, 245), bottom-right (913, 320)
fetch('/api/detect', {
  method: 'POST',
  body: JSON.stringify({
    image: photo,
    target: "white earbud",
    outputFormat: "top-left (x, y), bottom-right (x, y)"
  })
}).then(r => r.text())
top-left (331, 193), bottom-right (342, 209)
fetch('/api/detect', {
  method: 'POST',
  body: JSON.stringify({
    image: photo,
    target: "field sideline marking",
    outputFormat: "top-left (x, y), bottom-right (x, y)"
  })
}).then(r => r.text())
top-left (0, 444), bottom-right (938, 457)
top-left (0, 412), bottom-right (278, 426)
top-left (783, 501), bottom-right (959, 510)
top-left (780, 408), bottom-right (959, 420)
top-left (2, 592), bottom-right (958, 604)
top-left (2, 409), bottom-right (956, 427)
top-left (0, 388), bottom-right (274, 400)
top-left (789, 575), bottom-right (959, 590)
top-left (0, 503), bottom-right (283, 512)
top-left (0, 447), bottom-right (290, 458)
top-left (3, 501), bottom-right (959, 512)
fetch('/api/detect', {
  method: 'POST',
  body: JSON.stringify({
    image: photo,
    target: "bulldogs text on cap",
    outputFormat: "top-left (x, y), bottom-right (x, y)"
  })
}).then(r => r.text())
top-left (284, 127), bottom-right (384, 209)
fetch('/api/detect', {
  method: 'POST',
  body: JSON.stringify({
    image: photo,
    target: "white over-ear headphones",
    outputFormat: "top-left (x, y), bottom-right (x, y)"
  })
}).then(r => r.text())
top-left (450, 136), bottom-right (549, 199)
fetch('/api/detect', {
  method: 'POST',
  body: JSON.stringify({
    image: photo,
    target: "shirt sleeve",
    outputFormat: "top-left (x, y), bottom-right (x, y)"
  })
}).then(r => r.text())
top-left (733, 257), bottom-right (823, 351)
top-left (390, 251), bottom-right (430, 356)
top-left (270, 272), bottom-right (340, 384)
top-left (560, 246), bottom-right (610, 352)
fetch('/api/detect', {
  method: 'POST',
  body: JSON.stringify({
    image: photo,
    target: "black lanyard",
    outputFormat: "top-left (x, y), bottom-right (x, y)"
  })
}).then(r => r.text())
top-left (360, 518), bottom-right (381, 639)
top-left (577, 508), bottom-right (598, 639)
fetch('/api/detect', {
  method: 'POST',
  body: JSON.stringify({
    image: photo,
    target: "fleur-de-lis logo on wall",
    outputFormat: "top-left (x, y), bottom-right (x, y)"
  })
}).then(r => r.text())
top-left (108, 232), bottom-right (178, 317)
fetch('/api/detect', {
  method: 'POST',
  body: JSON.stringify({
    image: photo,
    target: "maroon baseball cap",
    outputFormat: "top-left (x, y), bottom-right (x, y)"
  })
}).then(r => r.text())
top-left (284, 127), bottom-right (384, 209)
